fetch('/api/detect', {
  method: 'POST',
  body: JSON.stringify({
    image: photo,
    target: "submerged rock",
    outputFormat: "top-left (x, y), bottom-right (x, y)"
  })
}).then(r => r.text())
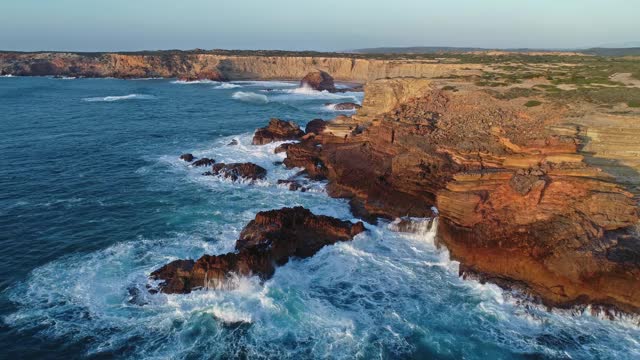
top-left (180, 153), bottom-right (195, 162)
top-left (205, 162), bottom-right (267, 181)
top-left (300, 70), bottom-right (336, 92)
top-left (150, 207), bottom-right (366, 293)
top-left (326, 102), bottom-right (362, 111)
top-left (227, 139), bottom-right (239, 146)
top-left (277, 179), bottom-right (307, 192)
top-left (252, 118), bottom-right (305, 145)
top-left (191, 158), bottom-right (215, 167)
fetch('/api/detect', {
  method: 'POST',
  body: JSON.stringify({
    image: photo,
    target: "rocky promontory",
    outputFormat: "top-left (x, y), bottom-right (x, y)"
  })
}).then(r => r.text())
top-left (278, 77), bottom-right (640, 313)
top-left (150, 207), bottom-right (365, 293)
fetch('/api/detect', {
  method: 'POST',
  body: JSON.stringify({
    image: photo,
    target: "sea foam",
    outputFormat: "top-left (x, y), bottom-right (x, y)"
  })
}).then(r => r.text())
top-left (82, 94), bottom-right (156, 102)
top-left (231, 91), bottom-right (269, 104)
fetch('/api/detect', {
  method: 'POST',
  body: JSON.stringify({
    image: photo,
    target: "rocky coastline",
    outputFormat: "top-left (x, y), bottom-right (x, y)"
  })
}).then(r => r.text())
top-left (18, 52), bottom-right (635, 317)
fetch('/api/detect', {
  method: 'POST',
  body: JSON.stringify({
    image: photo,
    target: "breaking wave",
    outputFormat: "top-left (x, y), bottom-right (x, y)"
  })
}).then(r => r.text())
top-left (214, 83), bottom-right (241, 89)
top-left (171, 79), bottom-right (219, 85)
top-left (231, 91), bottom-right (269, 104)
top-left (83, 94), bottom-right (156, 102)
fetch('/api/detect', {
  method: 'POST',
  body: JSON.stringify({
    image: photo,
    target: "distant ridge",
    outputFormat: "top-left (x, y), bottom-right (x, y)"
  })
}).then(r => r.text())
top-left (351, 46), bottom-right (640, 57)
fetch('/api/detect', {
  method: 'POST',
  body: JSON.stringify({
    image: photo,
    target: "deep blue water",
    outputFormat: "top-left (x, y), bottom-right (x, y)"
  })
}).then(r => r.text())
top-left (0, 76), bottom-right (638, 359)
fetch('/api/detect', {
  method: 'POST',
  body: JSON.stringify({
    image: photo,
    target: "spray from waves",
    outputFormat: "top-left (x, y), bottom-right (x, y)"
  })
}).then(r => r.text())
top-left (213, 83), bottom-right (241, 90)
top-left (82, 94), bottom-right (156, 102)
top-left (231, 80), bottom-right (297, 88)
top-left (231, 91), bottom-right (269, 104)
top-left (269, 84), bottom-right (363, 102)
top-left (1, 74), bottom-right (15, 78)
top-left (171, 79), bottom-right (220, 85)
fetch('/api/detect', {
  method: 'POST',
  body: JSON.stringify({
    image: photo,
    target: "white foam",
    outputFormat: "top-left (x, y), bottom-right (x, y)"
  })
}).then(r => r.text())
top-left (213, 83), bottom-right (241, 89)
top-left (171, 79), bottom-right (219, 85)
top-left (232, 80), bottom-right (297, 88)
top-left (82, 94), bottom-right (156, 102)
top-left (231, 91), bottom-right (269, 104)
top-left (269, 84), bottom-right (363, 102)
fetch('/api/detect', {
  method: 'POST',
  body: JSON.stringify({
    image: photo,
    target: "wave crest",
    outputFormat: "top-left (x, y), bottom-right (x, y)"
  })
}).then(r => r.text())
top-left (231, 91), bottom-right (269, 104)
top-left (83, 94), bottom-right (156, 102)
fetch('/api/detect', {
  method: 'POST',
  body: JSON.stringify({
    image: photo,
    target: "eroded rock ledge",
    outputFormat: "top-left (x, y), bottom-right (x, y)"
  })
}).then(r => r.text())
top-left (279, 78), bottom-right (640, 313)
top-left (150, 207), bottom-right (365, 293)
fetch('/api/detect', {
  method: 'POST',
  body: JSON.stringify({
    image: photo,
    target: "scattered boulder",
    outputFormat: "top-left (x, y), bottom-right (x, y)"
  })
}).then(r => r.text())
top-left (206, 162), bottom-right (267, 181)
top-left (305, 119), bottom-right (328, 135)
top-left (150, 207), bottom-right (366, 293)
top-left (180, 153), bottom-right (195, 162)
top-left (192, 158), bottom-right (215, 167)
top-left (300, 70), bottom-right (336, 92)
top-left (277, 179), bottom-right (307, 192)
top-left (252, 118), bottom-right (305, 145)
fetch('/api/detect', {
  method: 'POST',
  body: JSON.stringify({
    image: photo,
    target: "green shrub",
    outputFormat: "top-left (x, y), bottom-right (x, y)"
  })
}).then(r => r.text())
top-left (524, 100), bottom-right (542, 107)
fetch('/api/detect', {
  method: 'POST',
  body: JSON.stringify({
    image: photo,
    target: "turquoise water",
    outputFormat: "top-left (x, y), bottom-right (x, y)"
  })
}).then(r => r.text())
top-left (0, 76), bottom-right (638, 359)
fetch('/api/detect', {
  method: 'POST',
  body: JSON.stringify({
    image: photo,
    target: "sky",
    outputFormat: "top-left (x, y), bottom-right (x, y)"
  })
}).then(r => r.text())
top-left (1, 0), bottom-right (638, 52)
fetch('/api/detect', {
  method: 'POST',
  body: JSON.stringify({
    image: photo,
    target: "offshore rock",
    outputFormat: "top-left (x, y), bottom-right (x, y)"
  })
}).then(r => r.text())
top-left (206, 162), bottom-right (267, 182)
top-left (300, 70), bottom-right (336, 92)
top-left (191, 158), bottom-right (215, 167)
top-left (252, 118), bottom-right (305, 145)
top-left (150, 207), bottom-right (366, 293)
top-left (327, 102), bottom-right (362, 111)
top-left (179, 153), bottom-right (194, 162)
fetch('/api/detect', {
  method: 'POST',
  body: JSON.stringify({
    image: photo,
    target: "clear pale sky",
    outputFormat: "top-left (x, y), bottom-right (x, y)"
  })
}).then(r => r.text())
top-left (1, 0), bottom-right (638, 52)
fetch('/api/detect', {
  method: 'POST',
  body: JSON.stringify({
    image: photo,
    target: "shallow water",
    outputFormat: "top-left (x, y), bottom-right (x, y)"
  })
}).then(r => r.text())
top-left (0, 77), bottom-right (638, 359)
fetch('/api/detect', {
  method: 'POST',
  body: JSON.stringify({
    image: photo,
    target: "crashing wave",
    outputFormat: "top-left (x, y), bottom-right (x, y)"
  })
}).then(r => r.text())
top-left (214, 83), bottom-right (241, 89)
top-left (231, 91), bottom-right (269, 104)
top-left (171, 79), bottom-right (219, 85)
top-left (83, 94), bottom-right (156, 102)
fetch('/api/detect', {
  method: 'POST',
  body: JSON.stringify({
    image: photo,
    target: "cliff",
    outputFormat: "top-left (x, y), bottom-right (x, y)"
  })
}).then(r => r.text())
top-left (0, 52), bottom-right (482, 81)
top-left (282, 77), bottom-right (640, 313)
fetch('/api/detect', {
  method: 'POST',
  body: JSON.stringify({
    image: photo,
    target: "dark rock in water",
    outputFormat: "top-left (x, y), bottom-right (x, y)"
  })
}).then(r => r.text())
top-left (326, 102), bottom-right (362, 111)
top-left (252, 118), bottom-right (305, 145)
top-left (277, 179), bottom-right (307, 192)
top-left (207, 162), bottom-right (267, 181)
top-left (305, 119), bottom-right (328, 135)
top-left (180, 153), bottom-right (195, 162)
top-left (228, 139), bottom-right (239, 146)
top-left (192, 158), bottom-right (215, 167)
top-left (150, 207), bottom-right (366, 294)
top-left (300, 70), bottom-right (336, 92)
top-left (273, 160), bottom-right (284, 166)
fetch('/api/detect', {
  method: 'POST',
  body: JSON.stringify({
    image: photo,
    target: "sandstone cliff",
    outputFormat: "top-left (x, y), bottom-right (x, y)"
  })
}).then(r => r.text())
top-left (0, 52), bottom-right (482, 81)
top-left (282, 77), bottom-right (640, 313)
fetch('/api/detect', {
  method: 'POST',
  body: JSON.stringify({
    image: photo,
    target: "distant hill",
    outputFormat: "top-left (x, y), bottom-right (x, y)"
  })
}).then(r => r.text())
top-left (352, 46), bottom-right (640, 57)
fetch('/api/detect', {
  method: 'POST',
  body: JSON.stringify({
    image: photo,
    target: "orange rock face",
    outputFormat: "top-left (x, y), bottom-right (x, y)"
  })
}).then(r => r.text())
top-left (282, 82), bottom-right (640, 313)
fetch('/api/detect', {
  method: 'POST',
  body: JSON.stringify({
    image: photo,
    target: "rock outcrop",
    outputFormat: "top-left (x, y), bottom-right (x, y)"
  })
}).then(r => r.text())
top-left (179, 153), bottom-right (194, 162)
top-left (252, 118), bottom-right (305, 145)
top-left (205, 162), bottom-right (267, 182)
top-left (327, 102), bottom-right (362, 111)
top-left (191, 158), bottom-right (215, 167)
top-left (301, 70), bottom-right (336, 92)
top-left (150, 207), bottom-right (366, 293)
top-left (280, 78), bottom-right (640, 313)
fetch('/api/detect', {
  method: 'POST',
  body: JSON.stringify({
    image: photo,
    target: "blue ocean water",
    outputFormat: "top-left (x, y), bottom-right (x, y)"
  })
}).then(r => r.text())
top-left (0, 76), bottom-right (638, 359)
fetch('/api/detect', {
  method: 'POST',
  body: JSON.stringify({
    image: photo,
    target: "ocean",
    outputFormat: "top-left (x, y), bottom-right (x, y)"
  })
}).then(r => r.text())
top-left (0, 76), bottom-right (638, 359)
